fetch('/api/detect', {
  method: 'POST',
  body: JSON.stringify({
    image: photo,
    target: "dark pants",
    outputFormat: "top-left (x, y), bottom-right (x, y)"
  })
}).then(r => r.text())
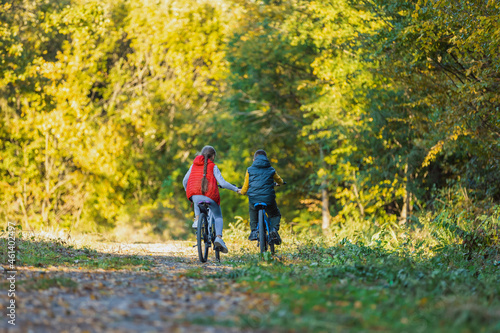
top-left (249, 200), bottom-right (281, 232)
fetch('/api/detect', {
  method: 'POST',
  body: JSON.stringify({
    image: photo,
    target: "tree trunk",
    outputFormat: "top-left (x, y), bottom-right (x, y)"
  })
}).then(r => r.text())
top-left (352, 171), bottom-right (365, 217)
top-left (321, 179), bottom-right (331, 232)
top-left (400, 163), bottom-right (411, 224)
top-left (319, 147), bottom-right (331, 233)
top-left (43, 131), bottom-right (51, 225)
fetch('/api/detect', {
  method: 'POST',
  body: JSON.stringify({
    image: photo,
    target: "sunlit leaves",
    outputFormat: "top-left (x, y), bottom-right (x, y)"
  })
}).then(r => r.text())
top-left (1, 0), bottom-right (232, 231)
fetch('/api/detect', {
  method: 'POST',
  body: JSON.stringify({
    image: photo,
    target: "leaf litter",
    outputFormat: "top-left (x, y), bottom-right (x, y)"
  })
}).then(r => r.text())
top-left (3, 241), bottom-right (270, 333)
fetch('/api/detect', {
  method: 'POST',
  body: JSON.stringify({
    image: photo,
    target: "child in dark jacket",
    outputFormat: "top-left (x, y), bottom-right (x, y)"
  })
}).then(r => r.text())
top-left (238, 149), bottom-right (285, 244)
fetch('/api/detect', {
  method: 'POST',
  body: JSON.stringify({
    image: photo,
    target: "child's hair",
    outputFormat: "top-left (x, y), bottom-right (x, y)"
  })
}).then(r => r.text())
top-left (201, 146), bottom-right (216, 193)
top-left (254, 149), bottom-right (267, 158)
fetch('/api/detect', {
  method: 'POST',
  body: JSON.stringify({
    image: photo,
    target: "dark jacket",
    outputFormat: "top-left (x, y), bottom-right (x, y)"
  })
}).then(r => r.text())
top-left (246, 155), bottom-right (277, 205)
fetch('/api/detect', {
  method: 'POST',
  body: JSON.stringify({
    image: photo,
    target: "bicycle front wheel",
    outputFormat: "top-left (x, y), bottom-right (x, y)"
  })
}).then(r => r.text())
top-left (258, 209), bottom-right (267, 253)
top-left (197, 213), bottom-right (209, 262)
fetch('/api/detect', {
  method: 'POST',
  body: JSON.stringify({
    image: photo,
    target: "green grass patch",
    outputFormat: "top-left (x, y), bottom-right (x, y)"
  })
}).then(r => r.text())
top-left (0, 237), bottom-right (153, 271)
top-left (23, 277), bottom-right (79, 291)
top-left (218, 239), bottom-right (500, 332)
top-left (194, 281), bottom-right (218, 292)
top-left (0, 277), bottom-right (79, 291)
top-left (182, 267), bottom-right (204, 279)
top-left (84, 255), bottom-right (153, 270)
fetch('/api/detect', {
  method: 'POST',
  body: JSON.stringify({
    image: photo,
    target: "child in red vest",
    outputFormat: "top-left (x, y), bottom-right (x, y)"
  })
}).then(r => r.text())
top-left (183, 146), bottom-right (239, 253)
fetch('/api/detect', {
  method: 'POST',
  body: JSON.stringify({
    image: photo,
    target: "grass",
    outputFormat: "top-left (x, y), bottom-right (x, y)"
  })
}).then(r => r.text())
top-left (1, 276), bottom-right (78, 291)
top-left (230, 246), bottom-right (498, 332)
top-left (0, 235), bottom-right (154, 271)
top-left (217, 209), bottom-right (500, 333)
top-left (182, 267), bottom-right (204, 279)
top-left (1, 203), bottom-right (497, 332)
top-left (23, 277), bottom-right (79, 291)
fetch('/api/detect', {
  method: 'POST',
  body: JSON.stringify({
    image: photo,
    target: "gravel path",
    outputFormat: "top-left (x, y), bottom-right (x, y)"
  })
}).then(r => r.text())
top-left (2, 242), bottom-right (271, 333)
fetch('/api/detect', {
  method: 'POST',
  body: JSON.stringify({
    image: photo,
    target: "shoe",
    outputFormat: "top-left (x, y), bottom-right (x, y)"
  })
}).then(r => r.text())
top-left (248, 230), bottom-right (258, 241)
top-left (192, 217), bottom-right (198, 229)
top-left (270, 228), bottom-right (282, 245)
top-left (214, 237), bottom-right (228, 253)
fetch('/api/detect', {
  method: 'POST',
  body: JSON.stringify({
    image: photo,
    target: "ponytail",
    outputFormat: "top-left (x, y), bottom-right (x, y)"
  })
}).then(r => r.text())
top-left (200, 146), bottom-right (216, 194)
top-left (201, 153), bottom-right (209, 193)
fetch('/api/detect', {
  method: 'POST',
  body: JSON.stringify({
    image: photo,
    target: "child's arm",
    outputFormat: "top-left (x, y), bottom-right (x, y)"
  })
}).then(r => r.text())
top-left (273, 171), bottom-right (284, 185)
top-left (182, 165), bottom-right (193, 191)
top-left (240, 170), bottom-right (250, 195)
top-left (213, 165), bottom-right (239, 192)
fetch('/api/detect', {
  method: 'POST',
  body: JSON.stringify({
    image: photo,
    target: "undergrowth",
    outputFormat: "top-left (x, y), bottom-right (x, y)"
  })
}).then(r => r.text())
top-left (219, 204), bottom-right (500, 332)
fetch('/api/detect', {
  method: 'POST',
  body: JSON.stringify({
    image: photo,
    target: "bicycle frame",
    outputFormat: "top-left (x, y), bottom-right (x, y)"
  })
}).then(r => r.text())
top-left (198, 203), bottom-right (215, 235)
top-left (254, 202), bottom-right (275, 254)
top-left (255, 203), bottom-right (270, 236)
top-left (250, 182), bottom-right (285, 254)
top-left (197, 201), bottom-right (220, 262)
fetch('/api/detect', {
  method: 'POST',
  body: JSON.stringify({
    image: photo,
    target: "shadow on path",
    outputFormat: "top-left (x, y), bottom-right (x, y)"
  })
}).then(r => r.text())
top-left (0, 238), bottom-right (267, 333)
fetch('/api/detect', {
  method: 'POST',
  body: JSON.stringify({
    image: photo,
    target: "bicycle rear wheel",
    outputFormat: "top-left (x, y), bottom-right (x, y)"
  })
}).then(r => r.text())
top-left (210, 221), bottom-right (220, 262)
top-left (258, 209), bottom-right (267, 253)
top-left (197, 213), bottom-right (209, 262)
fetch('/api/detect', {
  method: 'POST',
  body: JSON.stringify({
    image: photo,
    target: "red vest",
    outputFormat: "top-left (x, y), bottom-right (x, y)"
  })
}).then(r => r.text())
top-left (186, 155), bottom-right (220, 205)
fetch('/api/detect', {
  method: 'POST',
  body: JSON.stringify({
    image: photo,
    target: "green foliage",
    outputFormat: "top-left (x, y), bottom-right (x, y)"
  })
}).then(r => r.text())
top-left (367, 0), bottom-right (500, 200)
top-left (0, 0), bottom-right (499, 239)
top-left (217, 208), bottom-right (500, 332)
top-left (0, 0), bottom-right (233, 235)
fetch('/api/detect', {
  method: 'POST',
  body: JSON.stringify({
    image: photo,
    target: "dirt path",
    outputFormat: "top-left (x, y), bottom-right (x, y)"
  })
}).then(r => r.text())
top-left (4, 242), bottom-right (270, 333)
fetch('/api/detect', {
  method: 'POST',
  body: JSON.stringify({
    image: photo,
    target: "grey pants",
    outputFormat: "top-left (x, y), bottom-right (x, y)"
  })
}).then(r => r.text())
top-left (192, 195), bottom-right (223, 236)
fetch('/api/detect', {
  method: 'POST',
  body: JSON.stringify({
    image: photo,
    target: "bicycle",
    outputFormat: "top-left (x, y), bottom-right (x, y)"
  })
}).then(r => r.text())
top-left (254, 182), bottom-right (286, 255)
top-left (195, 184), bottom-right (236, 263)
top-left (196, 200), bottom-right (221, 263)
top-left (254, 202), bottom-right (275, 254)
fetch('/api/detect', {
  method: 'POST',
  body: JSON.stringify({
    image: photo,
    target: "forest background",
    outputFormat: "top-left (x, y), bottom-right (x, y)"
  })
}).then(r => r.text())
top-left (1, 0), bottom-right (499, 241)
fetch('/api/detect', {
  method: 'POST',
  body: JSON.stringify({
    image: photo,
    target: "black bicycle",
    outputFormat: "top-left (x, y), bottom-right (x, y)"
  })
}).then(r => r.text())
top-left (254, 182), bottom-right (286, 255)
top-left (196, 200), bottom-right (220, 263)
